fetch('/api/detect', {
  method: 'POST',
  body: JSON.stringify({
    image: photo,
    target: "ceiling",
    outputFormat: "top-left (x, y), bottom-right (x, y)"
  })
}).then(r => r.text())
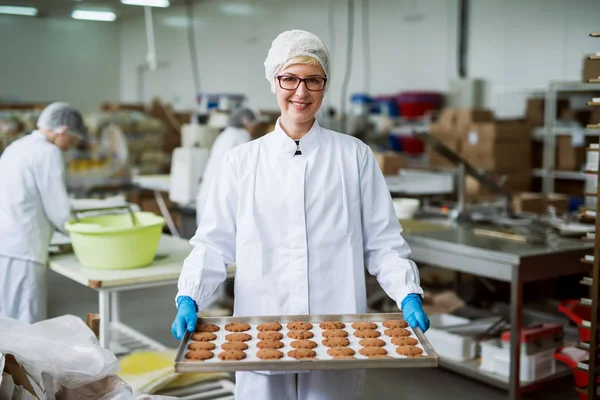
top-left (1, 0), bottom-right (188, 19)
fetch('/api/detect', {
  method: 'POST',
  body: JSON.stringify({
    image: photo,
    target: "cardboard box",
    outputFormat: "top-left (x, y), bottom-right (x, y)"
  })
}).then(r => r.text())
top-left (428, 127), bottom-right (461, 168)
top-left (436, 108), bottom-right (459, 131)
top-left (525, 98), bottom-right (570, 127)
top-left (455, 109), bottom-right (494, 135)
top-left (512, 192), bottom-right (545, 214)
top-left (582, 56), bottom-right (600, 82)
top-left (461, 121), bottom-right (531, 171)
top-left (375, 151), bottom-right (404, 175)
top-left (512, 192), bottom-right (570, 214)
top-left (464, 120), bottom-right (530, 142)
top-left (462, 145), bottom-right (531, 171)
top-left (556, 135), bottom-right (585, 171)
top-left (466, 172), bottom-right (532, 199)
top-left (548, 193), bottom-right (570, 214)
top-left (434, 108), bottom-right (494, 136)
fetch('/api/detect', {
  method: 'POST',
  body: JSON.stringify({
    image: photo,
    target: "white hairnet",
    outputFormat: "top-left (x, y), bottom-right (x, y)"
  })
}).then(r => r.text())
top-left (264, 30), bottom-right (330, 93)
top-left (37, 102), bottom-right (88, 138)
top-left (228, 108), bottom-right (257, 129)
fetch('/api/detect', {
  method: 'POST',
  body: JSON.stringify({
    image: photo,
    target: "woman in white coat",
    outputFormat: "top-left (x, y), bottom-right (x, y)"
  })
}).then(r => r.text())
top-left (195, 108), bottom-right (257, 225)
top-left (0, 102), bottom-right (86, 323)
top-left (172, 30), bottom-right (430, 400)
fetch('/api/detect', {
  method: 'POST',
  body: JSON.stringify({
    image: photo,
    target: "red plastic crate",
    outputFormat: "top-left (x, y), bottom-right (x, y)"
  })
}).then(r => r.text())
top-left (553, 348), bottom-right (597, 400)
top-left (399, 136), bottom-right (424, 155)
top-left (558, 300), bottom-right (592, 342)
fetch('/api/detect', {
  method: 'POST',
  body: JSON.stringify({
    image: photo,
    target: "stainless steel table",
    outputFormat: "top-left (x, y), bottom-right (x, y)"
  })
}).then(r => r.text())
top-left (404, 226), bottom-right (592, 400)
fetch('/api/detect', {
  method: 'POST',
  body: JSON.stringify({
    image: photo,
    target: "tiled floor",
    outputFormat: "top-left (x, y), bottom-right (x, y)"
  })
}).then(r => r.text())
top-left (47, 269), bottom-right (579, 399)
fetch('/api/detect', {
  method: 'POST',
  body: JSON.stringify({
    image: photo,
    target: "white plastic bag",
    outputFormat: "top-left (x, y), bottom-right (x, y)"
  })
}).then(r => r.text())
top-left (0, 315), bottom-right (119, 389)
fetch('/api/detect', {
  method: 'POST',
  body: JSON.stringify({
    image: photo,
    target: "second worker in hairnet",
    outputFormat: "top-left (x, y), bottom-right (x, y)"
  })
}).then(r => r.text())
top-left (195, 107), bottom-right (257, 225)
top-left (0, 102), bottom-right (86, 323)
top-left (173, 30), bottom-right (429, 400)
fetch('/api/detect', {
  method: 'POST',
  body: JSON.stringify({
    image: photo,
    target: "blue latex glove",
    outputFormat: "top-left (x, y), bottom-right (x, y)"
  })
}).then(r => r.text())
top-left (171, 296), bottom-right (198, 340)
top-left (401, 294), bottom-right (430, 332)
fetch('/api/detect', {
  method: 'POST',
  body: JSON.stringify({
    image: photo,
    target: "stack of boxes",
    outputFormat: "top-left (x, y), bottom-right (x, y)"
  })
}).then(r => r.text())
top-left (428, 108), bottom-right (532, 199)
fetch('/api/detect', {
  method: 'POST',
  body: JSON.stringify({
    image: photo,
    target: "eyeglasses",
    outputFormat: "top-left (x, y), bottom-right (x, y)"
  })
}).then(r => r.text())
top-left (276, 75), bottom-right (327, 91)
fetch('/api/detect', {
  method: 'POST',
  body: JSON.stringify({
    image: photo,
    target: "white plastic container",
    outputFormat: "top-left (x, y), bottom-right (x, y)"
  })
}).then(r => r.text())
top-left (586, 144), bottom-right (599, 172)
top-left (393, 198), bottom-right (420, 219)
top-left (480, 339), bottom-right (564, 382)
top-left (426, 314), bottom-right (477, 362)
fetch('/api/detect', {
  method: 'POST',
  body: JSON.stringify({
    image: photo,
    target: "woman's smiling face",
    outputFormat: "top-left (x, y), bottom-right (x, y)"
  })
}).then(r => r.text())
top-left (275, 62), bottom-right (326, 127)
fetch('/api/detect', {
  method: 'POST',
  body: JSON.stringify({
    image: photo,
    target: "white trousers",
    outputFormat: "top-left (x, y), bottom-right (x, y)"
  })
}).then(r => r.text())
top-left (0, 255), bottom-right (47, 323)
top-left (235, 370), bottom-right (365, 400)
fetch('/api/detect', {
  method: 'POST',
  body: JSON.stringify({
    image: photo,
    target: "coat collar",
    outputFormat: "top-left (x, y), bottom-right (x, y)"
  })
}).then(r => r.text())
top-left (269, 118), bottom-right (321, 158)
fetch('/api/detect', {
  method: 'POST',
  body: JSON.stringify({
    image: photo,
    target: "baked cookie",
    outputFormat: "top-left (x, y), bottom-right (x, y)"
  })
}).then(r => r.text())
top-left (351, 322), bottom-right (378, 330)
top-left (257, 322), bottom-right (282, 332)
top-left (384, 328), bottom-right (410, 337)
top-left (327, 347), bottom-right (355, 357)
top-left (382, 320), bottom-right (409, 329)
top-left (391, 337), bottom-right (418, 347)
top-left (225, 333), bottom-right (252, 342)
top-left (359, 338), bottom-right (386, 347)
top-left (287, 330), bottom-right (314, 340)
top-left (257, 349), bottom-right (283, 360)
top-left (257, 340), bottom-right (284, 349)
top-left (185, 350), bottom-right (214, 360)
top-left (359, 347), bottom-right (387, 357)
top-left (322, 337), bottom-right (350, 347)
top-left (258, 331), bottom-right (283, 341)
top-left (188, 342), bottom-right (216, 351)
top-left (322, 329), bottom-right (348, 338)
top-left (396, 346), bottom-right (423, 357)
top-left (291, 340), bottom-right (317, 349)
top-left (353, 329), bottom-right (381, 339)
top-left (218, 350), bottom-right (246, 361)
top-left (195, 323), bottom-right (220, 332)
top-left (224, 322), bottom-right (251, 332)
top-left (221, 342), bottom-right (249, 351)
top-left (287, 321), bottom-right (313, 331)
top-left (319, 321), bottom-right (345, 330)
top-left (191, 332), bottom-right (217, 342)
top-left (333, 355), bottom-right (356, 360)
top-left (288, 349), bottom-right (316, 359)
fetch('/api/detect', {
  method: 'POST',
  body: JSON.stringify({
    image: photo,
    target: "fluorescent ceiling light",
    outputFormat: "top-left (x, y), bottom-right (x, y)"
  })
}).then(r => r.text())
top-left (220, 4), bottom-right (254, 16)
top-left (72, 10), bottom-right (117, 22)
top-left (0, 5), bottom-right (38, 16)
top-left (121, 0), bottom-right (170, 7)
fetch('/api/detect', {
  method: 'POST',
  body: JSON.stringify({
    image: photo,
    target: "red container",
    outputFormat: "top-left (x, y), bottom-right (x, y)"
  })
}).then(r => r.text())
top-left (399, 136), bottom-right (424, 155)
top-left (553, 348), bottom-right (597, 400)
top-left (396, 91), bottom-right (444, 119)
top-left (558, 300), bottom-right (591, 342)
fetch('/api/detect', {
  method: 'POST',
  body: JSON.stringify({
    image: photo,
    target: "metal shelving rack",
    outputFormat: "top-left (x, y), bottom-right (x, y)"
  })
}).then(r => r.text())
top-left (581, 31), bottom-right (600, 400)
top-left (538, 81), bottom-right (600, 195)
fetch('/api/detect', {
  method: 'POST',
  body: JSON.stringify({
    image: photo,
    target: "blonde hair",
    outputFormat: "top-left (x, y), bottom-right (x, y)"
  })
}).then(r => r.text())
top-left (281, 55), bottom-right (325, 75)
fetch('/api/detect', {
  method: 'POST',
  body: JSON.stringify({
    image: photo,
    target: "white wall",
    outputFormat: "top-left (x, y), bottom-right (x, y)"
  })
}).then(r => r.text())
top-left (119, 0), bottom-right (457, 112)
top-left (470, 0), bottom-right (600, 117)
top-left (118, 0), bottom-right (600, 117)
top-left (0, 15), bottom-right (120, 113)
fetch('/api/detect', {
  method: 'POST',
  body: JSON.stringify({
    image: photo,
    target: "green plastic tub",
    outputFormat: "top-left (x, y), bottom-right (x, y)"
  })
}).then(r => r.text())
top-left (64, 212), bottom-right (165, 270)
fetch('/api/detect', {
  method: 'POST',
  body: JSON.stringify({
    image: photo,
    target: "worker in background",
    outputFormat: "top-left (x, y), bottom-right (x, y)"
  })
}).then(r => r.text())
top-left (195, 107), bottom-right (257, 225)
top-left (172, 30), bottom-right (429, 400)
top-left (0, 102), bottom-right (86, 323)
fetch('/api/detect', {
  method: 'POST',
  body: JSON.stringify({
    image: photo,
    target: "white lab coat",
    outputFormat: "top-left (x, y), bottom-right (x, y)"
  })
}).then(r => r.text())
top-left (0, 131), bottom-right (71, 322)
top-left (178, 120), bottom-right (423, 400)
top-left (195, 126), bottom-right (251, 225)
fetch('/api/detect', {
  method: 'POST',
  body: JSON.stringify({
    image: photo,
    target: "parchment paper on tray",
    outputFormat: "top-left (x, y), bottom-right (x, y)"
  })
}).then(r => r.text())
top-left (175, 313), bottom-right (438, 373)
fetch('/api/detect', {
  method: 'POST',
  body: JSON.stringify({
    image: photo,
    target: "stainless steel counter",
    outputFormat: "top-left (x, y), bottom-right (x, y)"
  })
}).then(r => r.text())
top-left (403, 225), bottom-right (592, 400)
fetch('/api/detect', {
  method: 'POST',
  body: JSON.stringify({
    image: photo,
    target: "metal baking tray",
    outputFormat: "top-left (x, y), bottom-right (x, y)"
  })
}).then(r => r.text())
top-left (174, 312), bottom-right (438, 372)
